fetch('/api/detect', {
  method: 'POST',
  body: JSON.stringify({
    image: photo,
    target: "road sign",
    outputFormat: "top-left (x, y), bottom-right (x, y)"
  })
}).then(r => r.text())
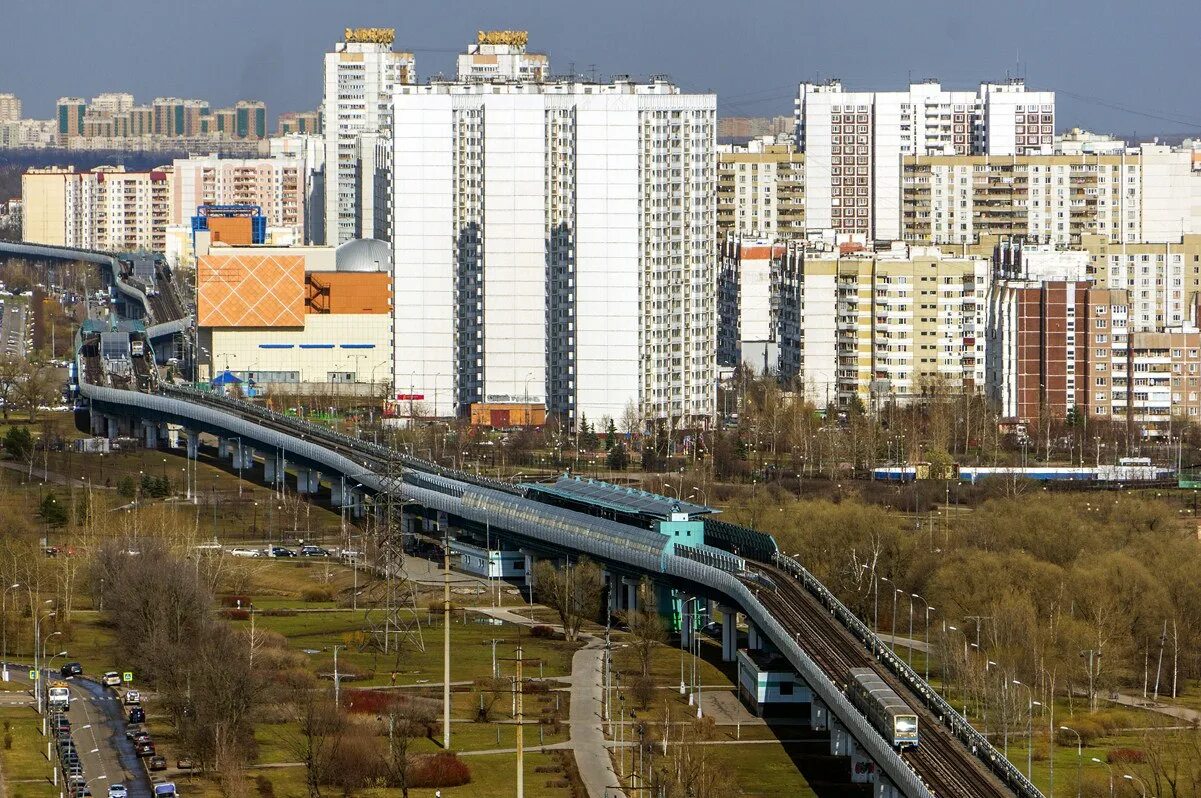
top-left (122, 672), bottom-right (133, 683)
top-left (28, 670), bottom-right (37, 680)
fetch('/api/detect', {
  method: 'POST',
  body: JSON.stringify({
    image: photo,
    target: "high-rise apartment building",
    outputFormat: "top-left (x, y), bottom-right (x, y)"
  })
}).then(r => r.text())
top-left (278, 111), bottom-right (323, 135)
top-left (57, 97), bottom-right (86, 139)
top-left (323, 27), bottom-right (415, 246)
top-left (90, 92), bottom-right (135, 117)
top-left (0, 93), bottom-right (22, 123)
top-left (718, 238), bottom-right (787, 375)
top-left (22, 165), bottom-right (172, 252)
top-left (456, 30), bottom-right (549, 83)
top-left (1082, 233), bottom-right (1201, 330)
top-left (170, 156), bottom-right (304, 231)
top-left (390, 76), bottom-right (717, 428)
top-left (717, 138), bottom-right (805, 240)
top-left (902, 147), bottom-right (1201, 246)
top-left (795, 79), bottom-right (1054, 240)
top-left (740, 240), bottom-right (989, 405)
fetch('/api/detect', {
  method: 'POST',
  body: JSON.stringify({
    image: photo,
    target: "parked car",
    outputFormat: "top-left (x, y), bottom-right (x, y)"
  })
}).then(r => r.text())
top-left (125, 725), bottom-right (144, 740)
top-left (61, 662), bottom-right (83, 677)
top-left (175, 757), bottom-right (194, 770)
top-left (103, 671), bottom-right (122, 687)
top-left (108, 785), bottom-right (128, 798)
top-left (300, 545), bottom-right (330, 557)
top-left (128, 707), bottom-right (145, 724)
top-left (339, 549), bottom-right (363, 563)
top-left (135, 740), bottom-right (155, 757)
top-left (270, 546), bottom-right (296, 558)
top-left (123, 690), bottom-right (141, 705)
top-left (148, 755), bottom-right (167, 771)
top-left (229, 547), bottom-right (258, 558)
top-left (132, 731), bottom-right (151, 744)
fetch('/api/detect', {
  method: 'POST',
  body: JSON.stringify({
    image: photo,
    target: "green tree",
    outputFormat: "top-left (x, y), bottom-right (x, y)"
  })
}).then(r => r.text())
top-left (117, 475), bottom-right (136, 498)
top-left (38, 492), bottom-right (67, 528)
top-left (578, 415), bottom-right (599, 451)
top-left (2, 426), bottom-right (32, 460)
top-left (606, 441), bottom-right (629, 471)
top-left (604, 417), bottom-right (618, 451)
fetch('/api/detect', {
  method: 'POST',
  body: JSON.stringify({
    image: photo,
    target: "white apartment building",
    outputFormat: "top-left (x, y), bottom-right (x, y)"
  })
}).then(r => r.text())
top-left (0, 94), bottom-right (21, 123)
top-left (390, 77), bottom-right (716, 428)
top-left (774, 242), bottom-right (989, 405)
top-left (718, 238), bottom-right (785, 375)
top-left (795, 78), bottom-right (1054, 240)
top-left (323, 28), bottom-right (414, 246)
top-left (171, 155), bottom-right (304, 231)
top-left (717, 137), bottom-right (805, 240)
top-left (456, 31), bottom-right (549, 83)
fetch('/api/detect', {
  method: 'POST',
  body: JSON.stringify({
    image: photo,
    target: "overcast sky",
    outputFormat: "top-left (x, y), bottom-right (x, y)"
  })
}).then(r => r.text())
top-left (4, 0), bottom-right (1200, 136)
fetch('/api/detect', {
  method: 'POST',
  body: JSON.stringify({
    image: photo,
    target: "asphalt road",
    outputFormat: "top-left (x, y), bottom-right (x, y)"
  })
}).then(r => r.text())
top-left (65, 677), bottom-right (153, 798)
top-left (0, 298), bottom-right (27, 359)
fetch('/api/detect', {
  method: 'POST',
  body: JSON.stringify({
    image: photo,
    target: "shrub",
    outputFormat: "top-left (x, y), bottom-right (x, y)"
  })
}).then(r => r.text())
top-left (301, 587), bottom-right (334, 602)
top-left (409, 752), bottom-right (471, 788)
top-left (221, 595), bottom-right (251, 608)
top-left (531, 625), bottom-right (555, 638)
top-left (221, 609), bottom-right (250, 621)
top-left (343, 688), bottom-right (395, 714)
top-left (1107, 747), bottom-right (1147, 764)
top-left (261, 608), bottom-right (297, 617)
top-left (255, 775), bottom-right (275, 798)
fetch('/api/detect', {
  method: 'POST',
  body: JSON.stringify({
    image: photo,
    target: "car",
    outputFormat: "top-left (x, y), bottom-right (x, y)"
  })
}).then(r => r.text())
top-left (108, 786), bottom-right (128, 798)
top-left (60, 662), bottom-right (83, 677)
top-left (148, 755), bottom-right (167, 771)
top-left (103, 671), bottom-right (122, 687)
top-left (135, 740), bottom-right (155, 757)
top-left (339, 549), bottom-right (363, 563)
top-left (229, 547), bottom-right (258, 558)
top-left (123, 690), bottom-right (141, 705)
top-left (124, 725), bottom-right (144, 740)
top-left (132, 730), bottom-right (151, 742)
top-left (128, 707), bottom-right (145, 724)
top-left (300, 545), bottom-right (330, 557)
top-left (270, 546), bottom-right (296, 558)
top-left (175, 757), bottom-right (194, 770)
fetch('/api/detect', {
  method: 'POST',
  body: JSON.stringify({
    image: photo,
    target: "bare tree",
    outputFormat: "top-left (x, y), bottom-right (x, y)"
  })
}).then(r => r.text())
top-left (532, 557), bottom-right (604, 642)
top-left (622, 578), bottom-right (667, 676)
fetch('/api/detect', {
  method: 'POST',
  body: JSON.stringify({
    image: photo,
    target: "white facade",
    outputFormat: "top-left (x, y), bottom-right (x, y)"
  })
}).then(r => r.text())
top-left (795, 79), bottom-right (1054, 240)
top-left (322, 34), bottom-right (414, 246)
top-left (390, 79), bottom-right (716, 427)
top-left (457, 41), bottom-right (549, 83)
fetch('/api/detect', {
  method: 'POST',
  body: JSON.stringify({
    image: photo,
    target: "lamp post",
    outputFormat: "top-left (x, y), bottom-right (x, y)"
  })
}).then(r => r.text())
top-left (912, 593), bottom-right (932, 680)
top-left (42, 647), bottom-right (66, 734)
top-left (2, 582), bottom-right (19, 678)
top-left (1090, 757), bottom-right (1114, 797)
top-left (1122, 773), bottom-right (1147, 798)
top-left (33, 604), bottom-right (54, 715)
top-left (1060, 725), bottom-right (1082, 798)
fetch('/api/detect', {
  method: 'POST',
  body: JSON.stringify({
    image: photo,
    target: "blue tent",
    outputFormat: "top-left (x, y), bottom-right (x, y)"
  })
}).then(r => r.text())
top-left (211, 370), bottom-right (243, 386)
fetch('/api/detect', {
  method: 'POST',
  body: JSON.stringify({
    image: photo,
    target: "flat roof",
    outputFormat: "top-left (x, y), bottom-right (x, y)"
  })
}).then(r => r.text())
top-left (526, 476), bottom-right (717, 521)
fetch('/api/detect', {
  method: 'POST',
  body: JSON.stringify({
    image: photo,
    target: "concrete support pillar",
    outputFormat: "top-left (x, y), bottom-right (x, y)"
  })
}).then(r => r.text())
top-left (624, 578), bottom-right (639, 613)
top-left (873, 774), bottom-right (899, 798)
top-left (89, 411), bottom-right (103, 436)
top-left (331, 479), bottom-right (344, 507)
top-left (748, 624), bottom-right (762, 651)
top-left (718, 605), bottom-right (738, 662)
top-left (185, 431), bottom-right (199, 460)
top-left (165, 427), bottom-right (179, 448)
top-left (829, 716), bottom-right (849, 757)
top-left (702, 598), bottom-right (713, 626)
top-left (142, 422), bottom-right (157, 449)
top-left (349, 489), bottom-right (364, 519)
top-left (811, 696), bottom-right (829, 731)
top-left (217, 438), bottom-right (231, 459)
top-left (295, 468), bottom-right (310, 494)
top-left (263, 456), bottom-right (278, 485)
top-left (106, 416), bottom-right (119, 440)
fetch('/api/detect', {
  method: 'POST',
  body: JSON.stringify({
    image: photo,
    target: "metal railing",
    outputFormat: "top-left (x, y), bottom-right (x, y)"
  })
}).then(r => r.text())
top-left (771, 553), bottom-right (1042, 798)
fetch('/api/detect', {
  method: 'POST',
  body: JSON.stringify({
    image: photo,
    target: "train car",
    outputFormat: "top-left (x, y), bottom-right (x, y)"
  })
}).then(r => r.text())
top-left (848, 667), bottom-right (919, 748)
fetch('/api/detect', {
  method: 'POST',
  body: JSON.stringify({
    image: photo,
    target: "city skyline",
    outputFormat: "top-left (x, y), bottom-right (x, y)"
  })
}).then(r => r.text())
top-left (2, 0), bottom-right (1200, 135)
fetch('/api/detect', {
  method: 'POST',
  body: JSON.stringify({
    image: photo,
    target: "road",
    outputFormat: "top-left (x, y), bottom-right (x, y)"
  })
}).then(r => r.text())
top-left (66, 677), bottom-right (153, 798)
top-left (0, 297), bottom-right (27, 359)
top-left (3, 668), bottom-right (152, 798)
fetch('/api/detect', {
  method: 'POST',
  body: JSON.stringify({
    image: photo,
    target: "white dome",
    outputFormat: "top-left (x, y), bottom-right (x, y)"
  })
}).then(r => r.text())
top-left (335, 238), bottom-right (391, 272)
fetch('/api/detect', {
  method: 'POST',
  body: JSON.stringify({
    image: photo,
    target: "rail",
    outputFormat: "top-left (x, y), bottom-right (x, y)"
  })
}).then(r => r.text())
top-left (770, 553), bottom-right (1043, 798)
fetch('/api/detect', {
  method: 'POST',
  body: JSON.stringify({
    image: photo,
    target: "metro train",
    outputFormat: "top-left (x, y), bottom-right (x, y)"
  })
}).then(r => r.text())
top-left (848, 667), bottom-right (919, 748)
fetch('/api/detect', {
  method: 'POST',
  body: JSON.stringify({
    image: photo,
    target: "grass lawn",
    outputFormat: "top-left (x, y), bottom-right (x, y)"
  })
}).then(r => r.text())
top-left (0, 703), bottom-right (58, 798)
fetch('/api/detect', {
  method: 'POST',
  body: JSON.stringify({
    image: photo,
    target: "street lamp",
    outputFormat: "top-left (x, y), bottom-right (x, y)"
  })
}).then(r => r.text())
top-left (1060, 725), bottom-right (1083, 798)
top-left (1122, 773), bottom-right (1148, 798)
top-left (1, 582), bottom-right (19, 677)
top-left (912, 594), bottom-right (933, 681)
top-left (1090, 757), bottom-right (1114, 797)
top-left (33, 604), bottom-right (54, 714)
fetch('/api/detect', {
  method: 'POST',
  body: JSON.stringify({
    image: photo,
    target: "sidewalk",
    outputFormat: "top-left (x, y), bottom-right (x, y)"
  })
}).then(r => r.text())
top-left (478, 607), bottom-right (626, 798)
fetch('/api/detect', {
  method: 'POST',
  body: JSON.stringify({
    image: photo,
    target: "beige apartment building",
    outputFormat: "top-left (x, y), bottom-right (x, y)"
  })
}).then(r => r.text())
top-left (717, 140), bottom-right (805, 240)
top-left (0, 94), bottom-right (21, 123)
top-left (902, 146), bottom-right (1201, 247)
top-left (23, 165), bottom-right (173, 252)
top-left (171, 156), bottom-right (304, 230)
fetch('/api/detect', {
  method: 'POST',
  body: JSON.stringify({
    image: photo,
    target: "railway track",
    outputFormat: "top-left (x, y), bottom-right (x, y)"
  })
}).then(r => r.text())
top-left (752, 563), bottom-right (1013, 798)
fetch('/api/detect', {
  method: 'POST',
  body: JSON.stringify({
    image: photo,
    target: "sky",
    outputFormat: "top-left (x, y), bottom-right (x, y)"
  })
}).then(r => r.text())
top-left (4, 0), bottom-right (1201, 137)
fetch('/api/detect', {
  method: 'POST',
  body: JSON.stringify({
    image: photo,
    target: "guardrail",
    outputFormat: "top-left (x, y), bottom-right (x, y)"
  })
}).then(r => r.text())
top-left (667, 554), bottom-right (935, 798)
top-left (771, 553), bottom-right (1042, 798)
